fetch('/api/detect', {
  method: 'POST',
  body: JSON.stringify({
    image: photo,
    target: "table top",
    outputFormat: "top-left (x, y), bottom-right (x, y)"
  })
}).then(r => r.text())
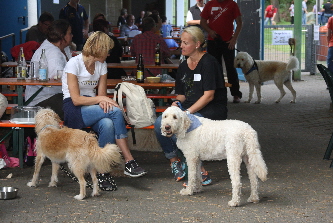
top-left (0, 78), bottom-right (175, 88)
top-left (2, 61), bottom-right (179, 70)
top-left (107, 62), bottom-right (178, 69)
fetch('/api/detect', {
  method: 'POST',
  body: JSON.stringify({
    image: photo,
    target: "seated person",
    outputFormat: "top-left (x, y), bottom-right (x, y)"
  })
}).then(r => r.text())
top-left (62, 31), bottom-right (147, 182)
top-left (160, 15), bottom-right (179, 49)
top-left (120, 14), bottom-right (138, 37)
top-left (154, 26), bottom-right (228, 186)
top-left (25, 19), bottom-right (72, 120)
top-left (93, 19), bottom-right (126, 79)
top-left (25, 12), bottom-right (54, 43)
top-left (131, 17), bottom-right (171, 76)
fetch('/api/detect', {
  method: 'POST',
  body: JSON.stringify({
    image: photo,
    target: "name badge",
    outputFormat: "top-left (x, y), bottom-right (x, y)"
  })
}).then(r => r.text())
top-left (194, 74), bottom-right (201, 81)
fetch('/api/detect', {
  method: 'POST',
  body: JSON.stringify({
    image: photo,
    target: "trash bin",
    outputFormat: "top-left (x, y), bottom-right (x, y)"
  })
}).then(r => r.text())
top-left (318, 25), bottom-right (328, 61)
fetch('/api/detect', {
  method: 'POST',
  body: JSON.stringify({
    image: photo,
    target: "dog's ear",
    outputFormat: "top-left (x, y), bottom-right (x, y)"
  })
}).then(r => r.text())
top-left (177, 112), bottom-right (191, 138)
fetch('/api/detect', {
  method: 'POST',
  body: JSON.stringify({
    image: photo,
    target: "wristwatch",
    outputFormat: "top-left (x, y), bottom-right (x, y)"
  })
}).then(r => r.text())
top-left (185, 109), bottom-right (191, 115)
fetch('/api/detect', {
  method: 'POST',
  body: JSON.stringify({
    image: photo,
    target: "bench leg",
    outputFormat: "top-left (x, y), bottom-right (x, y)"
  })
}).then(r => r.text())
top-left (12, 127), bottom-right (24, 168)
top-left (323, 132), bottom-right (333, 160)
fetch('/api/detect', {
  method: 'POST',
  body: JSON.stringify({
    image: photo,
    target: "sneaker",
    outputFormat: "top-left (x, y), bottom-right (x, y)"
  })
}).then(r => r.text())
top-left (124, 160), bottom-right (147, 177)
top-left (171, 160), bottom-right (186, 181)
top-left (233, 96), bottom-right (241, 103)
top-left (182, 171), bottom-right (212, 187)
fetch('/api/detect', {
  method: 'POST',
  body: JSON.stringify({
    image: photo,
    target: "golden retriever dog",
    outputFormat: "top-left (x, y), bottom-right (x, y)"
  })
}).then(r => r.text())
top-left (161, 106), bottom-right (268, 207)
top-left (27, 108), bottom-right (123, 200)
top-left (234, 51), bottom-right (299, 104)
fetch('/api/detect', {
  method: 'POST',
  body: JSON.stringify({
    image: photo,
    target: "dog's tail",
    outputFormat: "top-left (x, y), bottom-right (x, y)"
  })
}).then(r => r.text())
top-left (244, 129), bottom-right (268, 182)
top-left (90, 143), bottom-right (123, 174)
top-left (286, 56), bottom-right (299, 71)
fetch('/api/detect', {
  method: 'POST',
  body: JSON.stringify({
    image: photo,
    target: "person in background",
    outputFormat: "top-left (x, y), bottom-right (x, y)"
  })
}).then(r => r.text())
top-left (93, 19), bottom-right (126, 79)
top-left (135, 11), bottom-right (145, 28)
top-left (59, 0), bottom-right (89, 51)
top-left (302, 0), bottom-right (308, 25)
top-left (148, 14), bottom-right (163, 35)
top-left (25, 12), bottom-right (54, 43)
top-left (131, 17), bottom-right (171, 76)
top-left (186, 0), bottom-right (205, 27)
top-left (327, 13), bottom-right (333, 73)
top-left (160, 15), bottom-right (179, 49)
top-left (264, 4), bottom-right (277, 25)
top-left (322, 1), bottom-right (333, 25)
top-left (289, 1), bottom-right (294, 25)
top-left (117, 8), bottom-right (128, 27)
top-left (25, 19), bottom-right (72, 120)
top-left (120, 14), bottom-right (138, 37)
top-left (200, 0), bottom-right (243, 103)
top-left (154, 26), bottom-right (228, 186)
top-left (62, 31), bottom-right (147, 182)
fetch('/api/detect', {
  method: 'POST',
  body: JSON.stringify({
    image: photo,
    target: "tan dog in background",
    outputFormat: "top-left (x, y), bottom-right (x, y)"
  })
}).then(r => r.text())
top-left (27, 108), bottom-right (123, 200)
top-left (234, 51), bottom-right (299, 104)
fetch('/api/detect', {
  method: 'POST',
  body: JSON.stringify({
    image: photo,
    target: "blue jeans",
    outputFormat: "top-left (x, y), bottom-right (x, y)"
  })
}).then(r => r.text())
top-left (302, 12), bottom-right (307, 25)
top-left (327, 47), bottom-right (333, 73)
top-left (81, 105), bottom-right (127, 147)
top-left (264, 17), bottom-right (273, 25)
top-left (154, 111), bottom-right (202, 160)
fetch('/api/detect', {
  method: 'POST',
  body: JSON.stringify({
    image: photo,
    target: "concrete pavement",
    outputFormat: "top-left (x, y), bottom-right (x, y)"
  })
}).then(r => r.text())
top-left (1, 73), bottom-right (333, 222)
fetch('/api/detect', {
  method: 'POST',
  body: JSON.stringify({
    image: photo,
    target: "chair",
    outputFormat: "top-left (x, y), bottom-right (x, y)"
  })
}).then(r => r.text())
top-left (316, 64), bottom-right (333, 167)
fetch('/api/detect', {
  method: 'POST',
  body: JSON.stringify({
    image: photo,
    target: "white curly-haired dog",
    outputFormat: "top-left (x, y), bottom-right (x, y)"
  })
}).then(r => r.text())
top-left (161, 106), bottom-right (268, 207)
top-left (27, 108), bottom-right (123, 200)
top-left (234, 51), bottom-right (299, 104)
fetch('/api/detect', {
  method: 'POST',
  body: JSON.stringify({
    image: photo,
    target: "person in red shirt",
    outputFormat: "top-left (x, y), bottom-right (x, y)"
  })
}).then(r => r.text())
top-left (131, 17), bottom-right (171, 76)
top-left (200, 0), bottom-right (243, 103)
top-left (264, 5), bottom-right (277, 25)
top-left (327, 16), bottom-right (333, 72)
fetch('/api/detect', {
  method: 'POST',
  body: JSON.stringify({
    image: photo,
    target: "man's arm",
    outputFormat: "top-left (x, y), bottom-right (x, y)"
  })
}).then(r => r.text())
top-left (327, 28), bottom-right (332, 45)
top-left (200, 17), bottom-right (217, 39)
top-left (227, 15), bottom-right (242, 50)
top-left (83, 19), bottom-right (89, 39)
top-left (186, 11), bottom-right (200, 25)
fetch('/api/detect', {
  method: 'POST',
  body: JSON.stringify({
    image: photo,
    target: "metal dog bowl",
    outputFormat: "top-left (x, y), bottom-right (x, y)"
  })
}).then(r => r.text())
top-left (0, 187), bottom-right (18, 200)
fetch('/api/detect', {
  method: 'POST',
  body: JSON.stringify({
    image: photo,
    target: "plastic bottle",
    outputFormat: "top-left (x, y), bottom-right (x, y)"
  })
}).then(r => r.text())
top-left (16, 47), bottom-right (27, 80)
top-left (123, 36), bottom-right (129, 55)
top-left (155, 43), bottom-right (161, 65)
top-left (136, 54), bottom-right (144, 83)
top-left (38, 49), bottom-right (48, 82)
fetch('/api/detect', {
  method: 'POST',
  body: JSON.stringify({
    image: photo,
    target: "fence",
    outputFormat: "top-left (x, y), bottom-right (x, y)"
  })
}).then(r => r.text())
top-left (264, 25), bottom-right (320, 75)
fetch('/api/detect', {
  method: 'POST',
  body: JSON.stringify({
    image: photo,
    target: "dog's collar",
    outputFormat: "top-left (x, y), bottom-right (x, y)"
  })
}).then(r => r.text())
top-left (38, 124), bottom-right (59, 134)
top-left (186, 114), bottom-right (202, 133)
top-left (245, 60), bottom-right (258, 75)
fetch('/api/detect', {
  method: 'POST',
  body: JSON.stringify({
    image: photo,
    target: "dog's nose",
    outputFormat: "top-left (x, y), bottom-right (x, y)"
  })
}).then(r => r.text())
top-left (165, 125), bottom-right (171, 130)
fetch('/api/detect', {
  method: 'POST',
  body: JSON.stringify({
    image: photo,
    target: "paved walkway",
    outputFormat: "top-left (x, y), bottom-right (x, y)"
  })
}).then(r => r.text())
top-left (1, 73), bottom-right (333, 222)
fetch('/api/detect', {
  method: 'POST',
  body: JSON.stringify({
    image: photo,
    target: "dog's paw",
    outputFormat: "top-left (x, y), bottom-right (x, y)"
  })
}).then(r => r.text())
top-left (254, 101), bottom-right (261, 104)
top-left (228, 200), bottom-right (240, 207)
top-left (290, 100), bottom-right (296, 103)
top-left (48, 182), bottom-right (57, 187)
top-left (275, 100), bottom-right (280, 103)
top-left (244, 100), bottom-right (251, 103)
top-left (247, 196), bottom-right (259, 203)
top-left (180, 188), bottom-right (193, 196)
top-left (74, 194), bottom-right (85, 200)
top-left (92, 190), bottom-right (101, 197)
top-left (27, 181), bottom-right (36, 187)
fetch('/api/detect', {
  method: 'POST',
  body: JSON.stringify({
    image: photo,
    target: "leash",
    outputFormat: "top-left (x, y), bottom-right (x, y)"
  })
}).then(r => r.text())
top-left (59, 165), bottom-right (117, 191)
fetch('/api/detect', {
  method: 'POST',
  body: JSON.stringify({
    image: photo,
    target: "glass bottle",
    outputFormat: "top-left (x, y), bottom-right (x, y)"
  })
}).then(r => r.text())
top-left (123, 36), bottom-right (129, 55)
top-left (136, 54), bottom-right (144, 83)
top-left (155, 43), bottom-right (161, 65)
top-left (16, 47), bottom-right (27, 80)
top-left (38, 49), bottom-right (48, 82)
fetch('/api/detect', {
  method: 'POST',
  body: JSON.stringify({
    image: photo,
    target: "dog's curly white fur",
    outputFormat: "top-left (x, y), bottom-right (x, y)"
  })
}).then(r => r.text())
top-left (27, 108), bottom-right (123, 200)
top-left (234, 51), bottom-right (299, 103)
top-left (161, 106), bottom-right (268, 207)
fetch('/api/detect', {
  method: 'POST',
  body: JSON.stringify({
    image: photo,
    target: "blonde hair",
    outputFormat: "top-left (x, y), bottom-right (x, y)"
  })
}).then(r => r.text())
top-left (182, 26), bottom-right (207, 51)
top-left (82, 31), bottom-right (114, 58)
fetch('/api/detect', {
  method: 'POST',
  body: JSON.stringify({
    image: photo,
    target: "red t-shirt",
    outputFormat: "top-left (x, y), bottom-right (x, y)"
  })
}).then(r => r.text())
top-left (327, 17), bottom-right (333, 47)
top-left (201, 0), bottom-right (241, 41)
top-left (265, 5), bottom-right (277, 18)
